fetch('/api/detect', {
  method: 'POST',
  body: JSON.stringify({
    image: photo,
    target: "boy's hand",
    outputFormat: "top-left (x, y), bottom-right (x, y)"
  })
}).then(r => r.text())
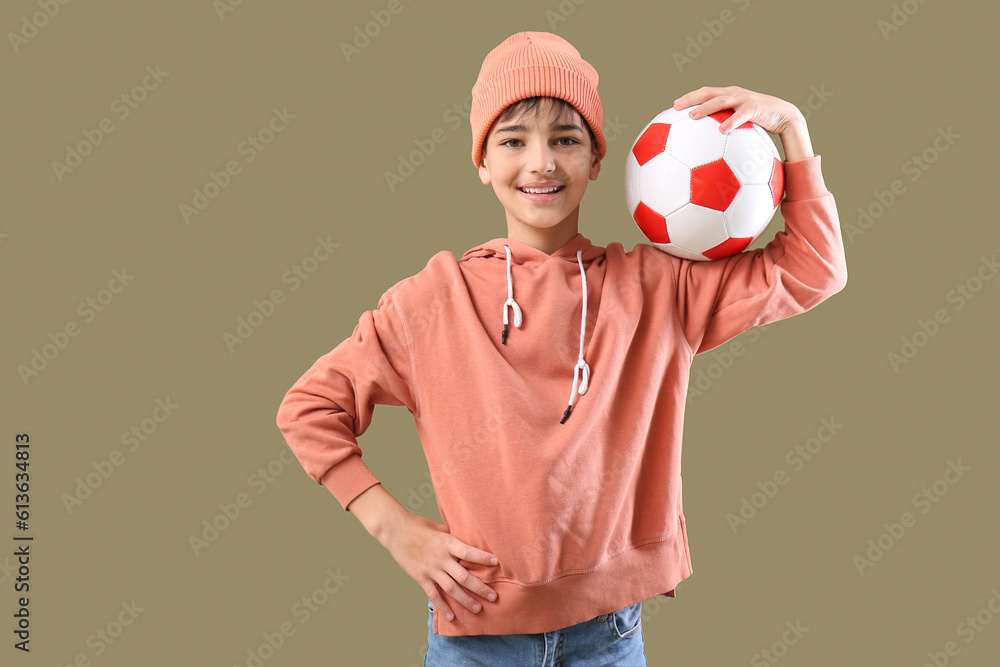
top-left (381, 511), bottom-right (500, 622)
top-left (672, 86), bottom-right (814, 162)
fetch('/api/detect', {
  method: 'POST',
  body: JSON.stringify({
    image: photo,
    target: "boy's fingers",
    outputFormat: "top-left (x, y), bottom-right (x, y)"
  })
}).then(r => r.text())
top-left (428, 591), bottom-right (457, 622)
top-left (444, 560), bottom-right (498, 603)
top-left (437, 571), bottom-right (484, 614)
top-left (450, 539), bottom-right (500, 566)
top-left (672, 91), bottom-right (699, 110)
top-left (673, 86), bottom-right (723, 110)
top-left (686, 95), bottom-right (736, 121)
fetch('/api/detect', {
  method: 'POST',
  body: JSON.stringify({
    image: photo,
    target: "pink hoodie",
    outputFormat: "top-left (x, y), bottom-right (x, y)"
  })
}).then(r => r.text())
top-left (276, 155), bottom-right (847, 636)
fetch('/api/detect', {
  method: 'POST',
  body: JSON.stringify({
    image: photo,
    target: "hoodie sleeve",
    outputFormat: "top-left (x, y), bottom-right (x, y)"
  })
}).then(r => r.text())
top-left (275, 286), bottom-right (416, 511)
top-left (671, 155), bottom-right (848, 355)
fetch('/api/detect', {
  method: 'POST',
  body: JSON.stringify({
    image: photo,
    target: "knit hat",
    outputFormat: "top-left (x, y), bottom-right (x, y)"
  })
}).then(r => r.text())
top-left (470, 31), bottom-right (606, 169)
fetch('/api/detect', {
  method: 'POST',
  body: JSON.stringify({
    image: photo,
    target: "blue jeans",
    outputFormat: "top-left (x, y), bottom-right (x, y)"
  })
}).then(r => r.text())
top-left (424, 600), bottom-right (647, 666)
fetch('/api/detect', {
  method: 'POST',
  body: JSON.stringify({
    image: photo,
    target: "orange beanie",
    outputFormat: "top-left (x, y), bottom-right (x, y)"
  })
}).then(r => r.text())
top-left (470, 31), bottom-right (606, 169)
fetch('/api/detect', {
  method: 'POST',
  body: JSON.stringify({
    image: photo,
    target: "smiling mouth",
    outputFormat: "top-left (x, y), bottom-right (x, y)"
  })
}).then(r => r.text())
top-left (518, 186), bottom-right (565, 194)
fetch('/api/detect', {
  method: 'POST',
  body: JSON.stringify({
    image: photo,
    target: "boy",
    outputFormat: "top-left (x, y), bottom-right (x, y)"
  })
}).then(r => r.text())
top-left (276, 31), bottom-right (847, 664)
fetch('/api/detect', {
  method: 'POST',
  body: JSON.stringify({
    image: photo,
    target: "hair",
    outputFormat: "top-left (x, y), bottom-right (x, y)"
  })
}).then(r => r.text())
top-left (481, 96), bottom-right (599, 160)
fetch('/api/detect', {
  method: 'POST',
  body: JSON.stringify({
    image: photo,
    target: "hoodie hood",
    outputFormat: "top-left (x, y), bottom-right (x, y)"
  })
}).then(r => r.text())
top-left (461, 233), bottom-right (607, 424)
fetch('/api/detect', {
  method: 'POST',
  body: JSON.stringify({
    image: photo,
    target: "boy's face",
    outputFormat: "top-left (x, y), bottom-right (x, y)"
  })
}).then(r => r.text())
top-left (478, 99), bottom-right (601, 248)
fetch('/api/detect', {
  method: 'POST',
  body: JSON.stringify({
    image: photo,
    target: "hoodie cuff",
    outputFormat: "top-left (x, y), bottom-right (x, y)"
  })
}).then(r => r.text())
top-left (321, 454), bottom-right (382, 511)
top-left (782, 154), bottom-right (828, 202)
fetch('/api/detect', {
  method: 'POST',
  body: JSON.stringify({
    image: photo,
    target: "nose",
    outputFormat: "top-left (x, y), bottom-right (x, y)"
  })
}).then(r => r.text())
top-left (527, 138), bottom-right (556, 174)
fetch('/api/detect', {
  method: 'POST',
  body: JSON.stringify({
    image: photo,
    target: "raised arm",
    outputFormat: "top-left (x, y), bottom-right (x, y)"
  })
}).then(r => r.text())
top-left (666, 86), bottom-right (847, 354)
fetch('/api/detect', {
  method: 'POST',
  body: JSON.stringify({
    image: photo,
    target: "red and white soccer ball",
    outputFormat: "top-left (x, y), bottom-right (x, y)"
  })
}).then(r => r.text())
top-left (624, 106), bottom-right (785, 261)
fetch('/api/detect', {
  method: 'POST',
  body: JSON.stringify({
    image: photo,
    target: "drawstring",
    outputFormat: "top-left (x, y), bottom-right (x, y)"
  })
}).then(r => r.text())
top-left (501, 245), bottom-right (522, 344)
top-left (561, 250), bottom-right (590, 424)
top-left (499, 245), bottom-right (590, 423)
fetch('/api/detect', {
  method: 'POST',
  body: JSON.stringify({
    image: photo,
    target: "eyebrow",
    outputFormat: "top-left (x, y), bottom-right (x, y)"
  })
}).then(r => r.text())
top-left (495, 122), bottom-right (585, 135)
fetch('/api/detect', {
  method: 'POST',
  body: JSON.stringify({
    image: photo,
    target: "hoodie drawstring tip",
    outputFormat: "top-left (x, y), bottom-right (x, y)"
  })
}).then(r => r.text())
top-left (501, 324), bottom-right (508, 345)
top-left (560, 405), bottom-right (572, 424)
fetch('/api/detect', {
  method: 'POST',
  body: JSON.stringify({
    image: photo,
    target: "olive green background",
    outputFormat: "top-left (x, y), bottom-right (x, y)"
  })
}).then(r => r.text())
top-left (3, 0), bottom-right (998, 665)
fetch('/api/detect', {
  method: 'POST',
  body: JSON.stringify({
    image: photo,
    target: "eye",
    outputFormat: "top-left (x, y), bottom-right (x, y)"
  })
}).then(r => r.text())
top-left (556, 137), bottom-right (580, 146)
top-left (500, 138), bottom-right (523, 148)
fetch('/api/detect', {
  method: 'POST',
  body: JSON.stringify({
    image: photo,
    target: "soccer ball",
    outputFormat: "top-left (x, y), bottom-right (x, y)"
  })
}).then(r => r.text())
top-left (624, 106), bottom-right (784, 261)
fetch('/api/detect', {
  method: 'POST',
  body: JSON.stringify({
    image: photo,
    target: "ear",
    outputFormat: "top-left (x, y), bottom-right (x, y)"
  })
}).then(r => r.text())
top-left (478, 154), bottom-right (492, 185)
top-left (589, 148), bottom-right (601, 181)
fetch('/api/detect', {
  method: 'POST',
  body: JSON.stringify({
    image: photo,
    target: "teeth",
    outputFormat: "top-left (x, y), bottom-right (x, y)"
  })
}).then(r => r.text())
top-left (520, 186), bottom-right (561, 194)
